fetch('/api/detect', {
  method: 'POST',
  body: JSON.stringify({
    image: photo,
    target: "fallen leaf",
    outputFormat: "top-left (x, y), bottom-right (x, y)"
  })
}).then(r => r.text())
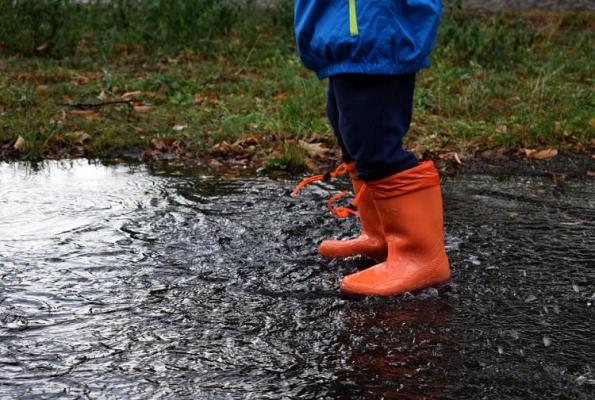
top-left (438, 151), bottom-right (463, 165)
top-left (133, 126), bottom-right (145, 134)
top-left (299, 140), bottom-right (329, 159)
top-left (70, 109), bottom-right (97, 116)
top-left (133, 104), bottom-right (153, 113)
top-left (520, 148), bottom-right (537, 157)
top-left (14, 136), bottom-right (26, 151)
top-left (234, 135), bottom-right (259, 148)
top-left (35, 85), bottom-right (48, 97)
top-left (73, 75), bottom-right (91, 85)
top-left (68, 131), bottom-right (92, 144)
top-left (122, 90), bottom-right (142, 100)
top-left (36, 42), bottom-right (48, 51)
top-left (587, 171), bottom-right (595, 177)
top-left (98, 90), bottom-right (107, 101)
top-left (453, 152), bottom-right (463, 165)
top-left (49, 135), bottom-right (64, 145)
top-left (496, 124), bottom-right (508, 134)
top-left (273, 92), bottom-right (288, 101)
top-left (18, 72), bottom-right (32, 82)
top-left (208, 158), bottom-right (223, 168)
top-left (530, 149), bottom-right (558, 160)
top-left (172, 124), bottom-right (188, 132)
top-left (151, 138), bottom-right (169, 151)
top-left (209, 141), bottom-right (244, 156)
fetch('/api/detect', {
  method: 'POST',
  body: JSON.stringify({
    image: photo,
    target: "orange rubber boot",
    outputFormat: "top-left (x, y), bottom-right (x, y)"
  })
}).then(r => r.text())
top-left (318, 168), bottom-right (387, 261)
top-left (340, 161), bottom-right (451, 297)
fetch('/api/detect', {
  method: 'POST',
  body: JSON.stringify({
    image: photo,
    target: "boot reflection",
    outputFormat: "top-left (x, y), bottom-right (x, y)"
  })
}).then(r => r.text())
top-left (336, 298), bottom-right (451, 399)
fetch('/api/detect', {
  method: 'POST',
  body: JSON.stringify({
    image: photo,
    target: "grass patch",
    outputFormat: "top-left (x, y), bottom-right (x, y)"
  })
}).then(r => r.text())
top-left (0, 1), bottom-right (593, 167)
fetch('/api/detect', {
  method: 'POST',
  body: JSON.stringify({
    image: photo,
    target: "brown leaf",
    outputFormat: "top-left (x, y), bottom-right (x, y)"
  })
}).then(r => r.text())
top-left (50, 134), bottom-right (66, 144)
top-left (273, 92), bottom-right (288, 101)
top-left (234, 135), bottom-right (259, 148)
top-left (453, 152), bottom-right (463, 165)
top-left (133, 126), bottom-right (145, 134)
top-left (587, 171), bottom-right (595, 178)
top-left (520, 148), bottom-right (537, 157)
top-left (151, 138), bottom-right (169, 151)
top-left (530, 149), bottom-right (558, 160)
top-left (36, 42), bottom-right (48, 52)
top-left (495, 124), bottom-right (508, 134)
top-left (209, 141), bottom-right (245, 156)
top-left (73, 75), bottom-right (91, 85)
top-left (122, 90), bottom-right (142, 100)
top-left (69, 131), bottom-right (92, 145)
top-left (35, 85), bottom-right (48, 97)
top-left (208, 158), bottom-right (223, 168)
top-left (437, 151), bottom-right (463, 165)
top-left (299, 140), bottom-right (329, 159)
top-left (133, 104), bottom-right (153, 113)
top-left (18, 73), bottom-right (32, 82)
top-left (14, 136), bottom-right (26, 151)
top-left (70, 109), bottom-right (97, 117)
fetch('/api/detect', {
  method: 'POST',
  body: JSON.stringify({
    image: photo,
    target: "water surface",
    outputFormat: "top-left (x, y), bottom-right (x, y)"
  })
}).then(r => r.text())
top-left (0, 160), bottom-right (593, 399)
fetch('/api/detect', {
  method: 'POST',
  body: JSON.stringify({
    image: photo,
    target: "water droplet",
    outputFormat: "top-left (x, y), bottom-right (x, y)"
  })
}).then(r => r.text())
top-left (576, 375), bottom-right (588, 385)
top-left (572, 284), bottom-right (580, 293)
top-left (525, 295), bottom-right (537, 303)
top-left (543, 336), bottom-right (552, 347)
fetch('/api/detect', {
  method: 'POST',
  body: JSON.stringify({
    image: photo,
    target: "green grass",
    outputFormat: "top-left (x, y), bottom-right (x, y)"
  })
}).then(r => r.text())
top-left (0, 1), bottom-right (593, 169)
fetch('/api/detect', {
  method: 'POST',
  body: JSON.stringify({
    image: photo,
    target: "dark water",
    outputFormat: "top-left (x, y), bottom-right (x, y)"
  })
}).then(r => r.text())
top-left (0, 160), bottom-right (593, 399)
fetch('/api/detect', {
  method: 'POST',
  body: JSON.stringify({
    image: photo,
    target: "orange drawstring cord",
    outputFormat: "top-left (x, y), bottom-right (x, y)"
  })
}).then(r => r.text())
top-left (291, 162), bottom-right (366, 219)
top-left (327, 184), bottom-right (368, 219)
top-left (290, 163), bottom-right (350, 198)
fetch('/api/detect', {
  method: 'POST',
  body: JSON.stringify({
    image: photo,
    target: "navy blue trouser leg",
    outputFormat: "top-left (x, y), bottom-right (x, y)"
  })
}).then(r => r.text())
top-left (326, 81), bottom-right (352, 163)
top-left (327, 73), bottom-right (418, 181)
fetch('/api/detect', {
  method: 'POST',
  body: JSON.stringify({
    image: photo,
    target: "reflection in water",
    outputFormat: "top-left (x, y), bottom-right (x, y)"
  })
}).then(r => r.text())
top-left (0, 160), bottom-right (593, 399)
top-left (336, 298), bottom-right (452, 399)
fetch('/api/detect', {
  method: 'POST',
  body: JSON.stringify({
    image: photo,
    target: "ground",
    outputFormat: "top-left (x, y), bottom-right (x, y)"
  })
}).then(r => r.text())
top-left (0, 4), bottom-right (593, 175)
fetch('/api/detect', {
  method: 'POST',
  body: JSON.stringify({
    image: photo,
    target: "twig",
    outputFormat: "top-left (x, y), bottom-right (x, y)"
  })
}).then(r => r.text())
top-left (58, 100), bottom-right (133, 110)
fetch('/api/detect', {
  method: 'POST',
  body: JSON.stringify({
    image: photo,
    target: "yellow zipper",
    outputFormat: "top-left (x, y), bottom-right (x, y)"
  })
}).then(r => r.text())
top-left (349, 0), bottom-right (359, 37)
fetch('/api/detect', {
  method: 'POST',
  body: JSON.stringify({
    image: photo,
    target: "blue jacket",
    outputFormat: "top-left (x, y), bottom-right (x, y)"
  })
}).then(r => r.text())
top-left (294, 1), bottom-right (442, 79)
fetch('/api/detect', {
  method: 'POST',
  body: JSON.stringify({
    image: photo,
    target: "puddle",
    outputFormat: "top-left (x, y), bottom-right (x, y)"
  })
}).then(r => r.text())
top-left (0, 160), bottom-right (593, 399)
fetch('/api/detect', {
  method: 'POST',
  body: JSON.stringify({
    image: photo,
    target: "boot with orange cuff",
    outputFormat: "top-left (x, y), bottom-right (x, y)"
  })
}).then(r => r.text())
top-left (318, 163), bottom-right (387, 261)
top-left (340, 161), bottom-right (451, 297)
top-left (291, 162), bottom-right (387, 261)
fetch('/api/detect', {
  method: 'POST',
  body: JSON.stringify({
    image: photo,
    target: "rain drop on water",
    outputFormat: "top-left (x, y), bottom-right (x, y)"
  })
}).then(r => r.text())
top-left (572, 284), bottom-right (580, 293)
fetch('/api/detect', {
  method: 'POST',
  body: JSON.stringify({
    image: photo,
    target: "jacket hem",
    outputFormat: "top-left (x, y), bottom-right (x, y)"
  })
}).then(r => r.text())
top-left (316, 59), bottom-right (431, 80)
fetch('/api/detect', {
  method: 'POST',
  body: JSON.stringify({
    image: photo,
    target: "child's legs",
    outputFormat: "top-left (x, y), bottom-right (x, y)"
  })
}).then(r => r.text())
top-left (329, 74), bottom-right (418, 181)
top-left (326, 81), bottom-right (353, 162)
